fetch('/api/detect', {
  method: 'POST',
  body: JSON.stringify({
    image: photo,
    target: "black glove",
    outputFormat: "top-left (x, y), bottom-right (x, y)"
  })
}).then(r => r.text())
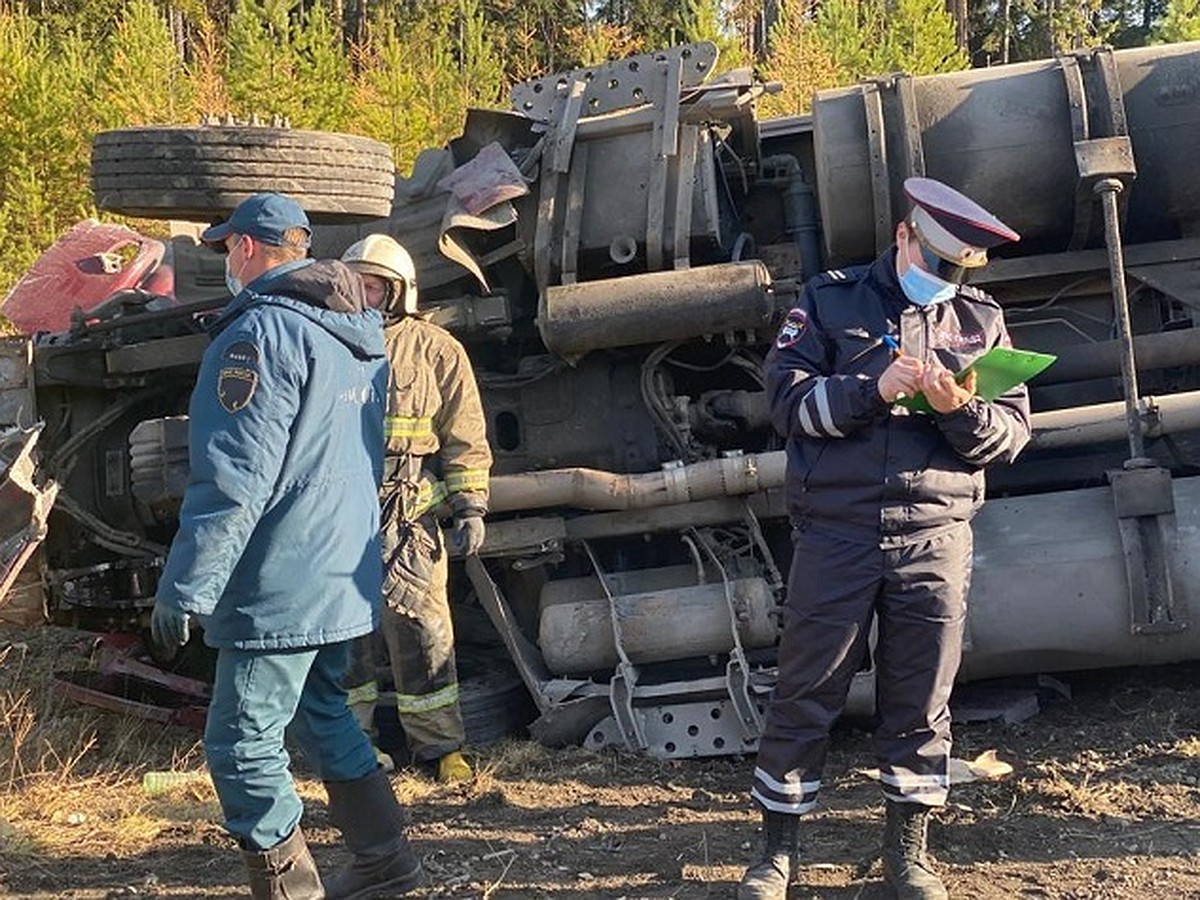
top-left (150, 598), bottom-right (191, 657)
top-left (450, 514), bottom-right (486, 556)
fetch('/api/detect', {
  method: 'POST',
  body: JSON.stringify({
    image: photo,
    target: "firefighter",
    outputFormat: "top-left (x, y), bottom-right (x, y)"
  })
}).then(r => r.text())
top-left (341, 233), bottom-right (492, 784)
top-left (737, 178), bottom-right (1032, 900)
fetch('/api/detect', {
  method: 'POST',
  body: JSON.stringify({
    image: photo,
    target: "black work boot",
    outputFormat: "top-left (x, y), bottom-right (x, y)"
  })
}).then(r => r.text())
top-left (242, 827), bottom-right (325, 900)
top-left (323, 768), bottom-right (424, 900)
top-left (737, 810), bottom-right (800, 899)
top-left (881, 801), bottom-right (948, 899)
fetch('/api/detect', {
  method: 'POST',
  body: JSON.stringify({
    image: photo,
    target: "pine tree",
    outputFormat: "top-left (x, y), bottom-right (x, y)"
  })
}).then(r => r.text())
top-left (224, 0), bottom-right (298, 119)
top-left (0, 10), bottom-right (98, 291)
top-left (1155, 0), bottom-right (1200, 39)
top-left (290, 3), bottom-right (354, 129)
top-left (99, 0), bottom-right (196, 127)
top-left (881, 0), bottom-right (967, 74)
top-left (759, 0), bottom-right (842, 116)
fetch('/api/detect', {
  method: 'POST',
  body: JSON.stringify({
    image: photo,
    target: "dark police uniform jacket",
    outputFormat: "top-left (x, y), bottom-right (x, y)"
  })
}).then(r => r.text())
top-left (765, 249), bottom-right (1031, 548)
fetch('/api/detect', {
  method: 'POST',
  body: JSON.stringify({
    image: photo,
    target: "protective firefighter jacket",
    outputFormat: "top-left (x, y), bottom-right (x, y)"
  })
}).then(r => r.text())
top-left (158, 259), bottom-right (388, 648)
top-left (765, 250), bottom-right (1031, 546)
top-left (382, 316), bottom-right (491, 516)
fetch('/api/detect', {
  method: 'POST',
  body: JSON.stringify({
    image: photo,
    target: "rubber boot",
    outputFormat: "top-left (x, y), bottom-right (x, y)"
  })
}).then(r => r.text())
top-left (881, 801), bottom-right (948, 900)
top-left (242, 827), bottom-right (325, 900)
top-left (323, 768), bottom-right (424, 900)
top-left (737, 810), bottom-right (799, 900)
top-left (437, 750), bottom-right (473, 783)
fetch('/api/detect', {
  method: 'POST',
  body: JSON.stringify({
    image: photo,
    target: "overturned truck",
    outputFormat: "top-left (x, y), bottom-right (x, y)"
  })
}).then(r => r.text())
top-left (4, 41), bottom-right (1200, 758)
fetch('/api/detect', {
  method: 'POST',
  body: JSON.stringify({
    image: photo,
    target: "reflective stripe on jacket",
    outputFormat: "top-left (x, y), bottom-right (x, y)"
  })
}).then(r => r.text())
top-left (383, 316), bottom-right (491, 519)
top-left (764, 250), bottom-right (1031, 547)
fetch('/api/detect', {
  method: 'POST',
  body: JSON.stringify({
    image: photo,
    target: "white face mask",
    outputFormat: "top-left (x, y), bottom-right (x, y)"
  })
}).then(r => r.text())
top-left (898, 236), bottom-right (956, 307)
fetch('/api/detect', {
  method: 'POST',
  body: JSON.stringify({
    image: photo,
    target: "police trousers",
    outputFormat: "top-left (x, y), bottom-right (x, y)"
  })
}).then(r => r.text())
top-left (204, 641), bottom-right (378, 851)
top-left (751, 523), bottom-right (970, 815)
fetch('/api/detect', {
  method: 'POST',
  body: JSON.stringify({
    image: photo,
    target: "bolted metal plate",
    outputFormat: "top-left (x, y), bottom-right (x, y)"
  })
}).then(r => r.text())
top-left (511, 42), bottom-right (720, 123)
top-left (586, 697), bottom-right (765, 759)
top-left (1109, 465), bottom-right (1174, 518)
top-left (1074, 137), bottom-right (1137, 181)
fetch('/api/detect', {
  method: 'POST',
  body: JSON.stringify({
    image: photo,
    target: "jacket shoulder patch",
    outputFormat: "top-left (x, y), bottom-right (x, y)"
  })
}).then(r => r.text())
top-left (775, 307), bottom-right (808, 349)
top-left (218, 339), bottom-right (261, 413)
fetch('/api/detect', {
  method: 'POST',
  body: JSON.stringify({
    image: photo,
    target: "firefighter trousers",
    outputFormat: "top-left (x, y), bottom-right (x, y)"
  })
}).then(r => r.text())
top-left (378, 511), bottom-right (465, 762)
top-left (751, 524), bottom-right (971, 815)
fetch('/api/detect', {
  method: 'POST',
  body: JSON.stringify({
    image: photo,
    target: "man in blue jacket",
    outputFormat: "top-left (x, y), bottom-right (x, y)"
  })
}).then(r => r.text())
top-left (150, 193), bottom-right (423, 900)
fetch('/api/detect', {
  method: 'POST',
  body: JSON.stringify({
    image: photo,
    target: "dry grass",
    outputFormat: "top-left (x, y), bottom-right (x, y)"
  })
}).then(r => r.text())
top-left (0, 623), bottom-right (566, 869)
top-left (0, 625), bottom-right (217, 861)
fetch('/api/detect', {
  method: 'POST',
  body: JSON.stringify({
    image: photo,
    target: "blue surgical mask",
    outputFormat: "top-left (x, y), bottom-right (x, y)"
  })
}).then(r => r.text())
top-left (225, 256), bottom-right (244, 297)
top-left (898, 239), bottom-right (956, 306)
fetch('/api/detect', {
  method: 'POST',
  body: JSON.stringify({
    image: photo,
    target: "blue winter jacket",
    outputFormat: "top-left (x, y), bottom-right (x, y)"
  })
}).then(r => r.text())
top-left (157, 259), bottom-right (388, 649)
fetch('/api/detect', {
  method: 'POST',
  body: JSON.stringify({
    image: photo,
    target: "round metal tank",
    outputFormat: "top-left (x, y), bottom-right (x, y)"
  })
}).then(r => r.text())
top-left (961, 475), bottom-right (1200, 680)
top-left (538, 565), bottom-right (777, 675)
top-left (537, 260), bottom-right (774, 359)
top-left (812, 42), bottom-right (1200, 265)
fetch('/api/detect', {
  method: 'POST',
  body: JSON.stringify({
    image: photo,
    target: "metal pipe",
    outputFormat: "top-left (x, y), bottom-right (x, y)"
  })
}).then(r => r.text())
top-left (1029, 390), bottom-right (1200, 449)
top-left (1096, 178), bottom-right (1145, 459)
top-left (489, 391), bottom-right (1200, 513)
top-left (1032, 328), bottom-right (1200, 386)
top-left (760, 154), bottom-right (821, 279)
top-left (536, 261), bottom-right (773, 358)
top-left (488, 451), bottom-right (787, 513)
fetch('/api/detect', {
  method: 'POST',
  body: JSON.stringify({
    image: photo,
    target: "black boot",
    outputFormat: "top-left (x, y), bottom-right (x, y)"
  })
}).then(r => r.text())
top-left (881, 801), bottom-right (948, 899)
top-left (242, 827), bottom-right (325, 900)
top-left (737, 810), bottom-right (799, 900)
top-left (323, 768), bottom-right (424, 900)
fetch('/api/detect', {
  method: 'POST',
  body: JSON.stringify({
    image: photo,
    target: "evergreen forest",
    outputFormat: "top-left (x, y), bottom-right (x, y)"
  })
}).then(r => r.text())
top-left (0, 0), bottom-right (1196, 295)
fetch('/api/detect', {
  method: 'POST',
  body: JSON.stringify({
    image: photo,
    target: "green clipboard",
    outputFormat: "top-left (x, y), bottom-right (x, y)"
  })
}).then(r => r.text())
top-left (897, 347), bottom-right (1056, 414)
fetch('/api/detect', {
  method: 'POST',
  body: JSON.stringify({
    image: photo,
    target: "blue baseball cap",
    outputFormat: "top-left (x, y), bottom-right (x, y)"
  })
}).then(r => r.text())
top-left (201, 192), bottom-right (312, 248)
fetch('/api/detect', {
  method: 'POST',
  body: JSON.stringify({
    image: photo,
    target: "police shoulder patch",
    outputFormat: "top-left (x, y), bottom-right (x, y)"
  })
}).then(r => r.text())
top-left (775, 307), bottom-right (808, 349)
top-left (217, 339), bottom-right (261, 413)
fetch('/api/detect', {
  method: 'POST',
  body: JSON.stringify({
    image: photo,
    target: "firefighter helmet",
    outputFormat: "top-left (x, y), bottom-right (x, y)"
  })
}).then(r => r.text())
top-left (341, 234), bottom-right (418, 316)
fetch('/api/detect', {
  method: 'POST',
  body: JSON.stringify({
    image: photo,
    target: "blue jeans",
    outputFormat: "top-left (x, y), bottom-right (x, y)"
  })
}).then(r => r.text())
top-left (204, 640), bottom-right (378, 850)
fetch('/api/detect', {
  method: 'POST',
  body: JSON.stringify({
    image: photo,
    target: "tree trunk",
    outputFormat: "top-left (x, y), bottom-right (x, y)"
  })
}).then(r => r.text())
top-left (1000, 0), bottom-right (1011, 64)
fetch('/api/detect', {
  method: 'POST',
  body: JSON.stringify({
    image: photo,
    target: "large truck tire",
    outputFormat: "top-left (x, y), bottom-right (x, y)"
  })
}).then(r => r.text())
top-left (91, 126), bottom-right (396, 221)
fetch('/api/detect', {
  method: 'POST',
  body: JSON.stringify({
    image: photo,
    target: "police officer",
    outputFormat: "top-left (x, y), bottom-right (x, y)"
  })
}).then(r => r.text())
top-left (737, 178), bottom-right (1032, 900)
top-left (341, 233), bottom-right (492, 784)
top-left (149, 194), bottom-right (423, 899)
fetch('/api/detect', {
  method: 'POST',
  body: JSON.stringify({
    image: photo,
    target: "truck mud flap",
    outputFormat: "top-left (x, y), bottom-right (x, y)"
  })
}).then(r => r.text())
top-left (0, 427), bottom-right (58, 608)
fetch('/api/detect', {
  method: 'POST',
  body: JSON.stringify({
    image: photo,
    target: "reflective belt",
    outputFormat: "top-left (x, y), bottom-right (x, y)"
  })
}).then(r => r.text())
top-left (394, 682), bottom-right (459, 715)
top-left (445, 468), bottom-right (489, 493)
top-left (346, 680), bottom-right (379, 706)
top-left (385, 415), bottom-right (434, 440)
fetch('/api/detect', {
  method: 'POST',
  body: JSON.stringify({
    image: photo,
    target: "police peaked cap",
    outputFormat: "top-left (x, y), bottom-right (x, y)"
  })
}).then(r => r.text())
top-left (904, 177), bottom-right (1019, 269)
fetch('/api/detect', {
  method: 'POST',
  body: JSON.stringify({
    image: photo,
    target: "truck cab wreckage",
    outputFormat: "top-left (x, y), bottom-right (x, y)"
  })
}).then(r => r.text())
top-left (4, 41), bottom-right (1200, 758)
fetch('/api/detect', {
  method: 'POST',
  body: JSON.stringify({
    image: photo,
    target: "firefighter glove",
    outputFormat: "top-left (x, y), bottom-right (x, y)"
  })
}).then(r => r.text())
top-left (451, 513), bottom-right (486, 556)
top-left (151, 599), bottom-right (191, 655)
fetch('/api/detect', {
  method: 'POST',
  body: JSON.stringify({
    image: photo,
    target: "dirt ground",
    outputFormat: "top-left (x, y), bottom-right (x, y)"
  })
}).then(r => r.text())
top-left (1, 626), bottom-right (1199, 899)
